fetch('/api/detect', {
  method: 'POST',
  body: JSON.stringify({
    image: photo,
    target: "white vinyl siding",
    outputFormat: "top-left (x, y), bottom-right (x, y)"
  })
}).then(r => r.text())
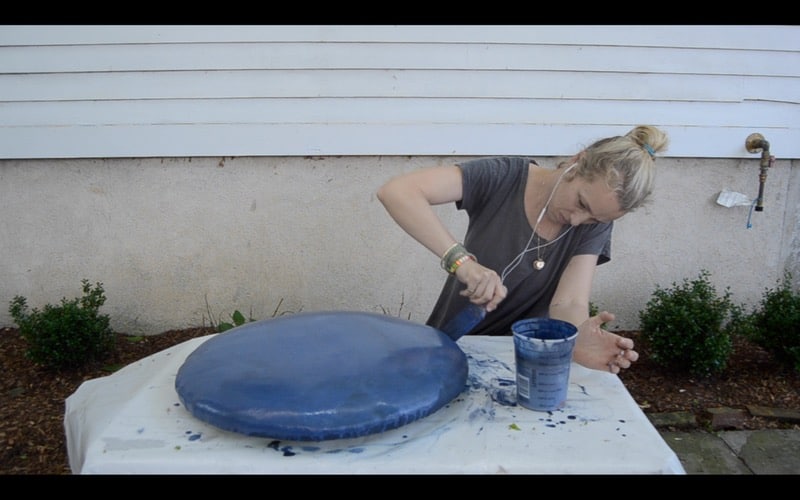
top-left (1, 25), bottom-right (798, 159)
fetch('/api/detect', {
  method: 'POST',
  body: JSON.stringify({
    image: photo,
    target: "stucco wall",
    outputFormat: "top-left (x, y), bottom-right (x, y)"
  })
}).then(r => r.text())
top-left (1, 155), bottom-right (796, 335)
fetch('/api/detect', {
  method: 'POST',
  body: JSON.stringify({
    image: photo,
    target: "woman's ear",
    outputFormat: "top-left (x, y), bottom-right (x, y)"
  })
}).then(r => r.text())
top-left (561, 152), bottom-right (583, 167)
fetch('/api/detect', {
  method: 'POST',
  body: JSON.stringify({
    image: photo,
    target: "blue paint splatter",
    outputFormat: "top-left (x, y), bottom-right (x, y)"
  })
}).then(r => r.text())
top-left (463, 348), bottom-right (606, 434)
top-left (188, 433), bottom-right (201, 441)
top-left (348, 448), bottom-right (365, 454)
top-left (267, 440), bottom-right (296, 456)
top-left (496, 378), bottom-right (514, 387)
top-left (487, 377), bottom-right (518, 407)
top-left (137, 428), bottom-right (145, 434)
top-left (490, 387), bottom-right (517, 406)
top-left (301, 446), bottom-right (321, 452)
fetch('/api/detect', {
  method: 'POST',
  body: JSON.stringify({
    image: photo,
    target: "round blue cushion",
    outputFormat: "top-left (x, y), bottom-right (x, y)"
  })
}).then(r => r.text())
top-left (175, 311), bottom-right (468, 441)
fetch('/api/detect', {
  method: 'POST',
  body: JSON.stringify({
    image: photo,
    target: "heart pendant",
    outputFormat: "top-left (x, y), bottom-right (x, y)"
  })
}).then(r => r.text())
top-left (533, 259), bottom-right (545, 271)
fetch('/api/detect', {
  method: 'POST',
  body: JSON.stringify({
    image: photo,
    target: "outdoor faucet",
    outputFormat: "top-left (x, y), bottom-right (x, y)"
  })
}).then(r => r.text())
top-left (745, 133), bottom-right (773, 212)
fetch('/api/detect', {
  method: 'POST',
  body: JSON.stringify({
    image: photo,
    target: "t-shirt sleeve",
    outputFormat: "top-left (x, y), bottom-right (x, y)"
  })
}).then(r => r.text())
top-left (456, 157), bottom-right (529, 215)
top-left (576, 222), bottom-right (613, 265)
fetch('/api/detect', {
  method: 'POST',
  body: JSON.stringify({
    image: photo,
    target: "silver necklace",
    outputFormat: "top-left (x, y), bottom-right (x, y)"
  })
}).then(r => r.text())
top-left (500, 164), bottom-right (576, 282)
top-left (532, 227), bottom-right (573, 271)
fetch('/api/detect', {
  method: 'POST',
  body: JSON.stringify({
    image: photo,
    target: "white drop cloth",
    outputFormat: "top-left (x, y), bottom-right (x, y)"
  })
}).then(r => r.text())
top-left (64, 335), bottom-right (685, 474)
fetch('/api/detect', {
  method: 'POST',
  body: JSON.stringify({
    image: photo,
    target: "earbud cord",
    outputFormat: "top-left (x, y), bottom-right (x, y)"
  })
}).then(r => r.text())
top-left (500, 164), bottom-right (576, 283)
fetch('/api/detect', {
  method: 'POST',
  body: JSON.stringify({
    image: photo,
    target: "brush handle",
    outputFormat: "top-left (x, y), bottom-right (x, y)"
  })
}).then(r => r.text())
top-left (440, 303), bottom-right (487, 341)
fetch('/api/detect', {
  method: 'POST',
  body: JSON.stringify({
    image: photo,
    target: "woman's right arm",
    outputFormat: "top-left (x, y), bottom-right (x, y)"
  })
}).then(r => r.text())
top-left (376, 165), bottom-right (507, 311)
top-left (376, 165), bottom-right (465, 259)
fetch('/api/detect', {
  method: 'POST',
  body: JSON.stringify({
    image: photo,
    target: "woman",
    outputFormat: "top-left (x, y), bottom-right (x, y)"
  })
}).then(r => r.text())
top-left (376, 125), bottom-right (668, 373)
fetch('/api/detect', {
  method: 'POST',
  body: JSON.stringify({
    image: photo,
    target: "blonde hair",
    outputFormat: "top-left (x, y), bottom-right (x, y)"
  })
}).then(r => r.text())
top-left (566, 125), bottom-right (669, 212)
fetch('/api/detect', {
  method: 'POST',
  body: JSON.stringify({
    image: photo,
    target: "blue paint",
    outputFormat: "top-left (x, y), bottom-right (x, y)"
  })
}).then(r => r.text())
top-left (486, 376), bottom-right (518, 406)
top-left (175, 311), bottom-right (468, 441)
top-left (490, 387), bottom-right (517, 406)
top-left (465, 356), bottom-right (518, 409)
top-left (465, 353), bottom-right (514, 376)
top-left (188, 433), bottom-right (201, 441)
top-left (348, 448), bottom-right (365, 454)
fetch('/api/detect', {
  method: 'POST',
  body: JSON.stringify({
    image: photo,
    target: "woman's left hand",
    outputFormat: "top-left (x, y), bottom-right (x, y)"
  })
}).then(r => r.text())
top-left (573, 311), bottom-right (640, 374)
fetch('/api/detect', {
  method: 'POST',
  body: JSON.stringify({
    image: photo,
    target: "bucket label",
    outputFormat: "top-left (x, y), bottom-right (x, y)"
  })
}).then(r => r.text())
top-left (517, 372), bottom-right (531, 399)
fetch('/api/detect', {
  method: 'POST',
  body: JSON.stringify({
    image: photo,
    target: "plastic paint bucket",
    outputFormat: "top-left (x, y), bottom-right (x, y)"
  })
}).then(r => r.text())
top-left (512, 318), bottom-right (578, 411)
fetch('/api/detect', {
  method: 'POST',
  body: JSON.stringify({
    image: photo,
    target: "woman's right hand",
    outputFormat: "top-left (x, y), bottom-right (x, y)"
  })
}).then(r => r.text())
top-left (455, 260), bottom-right (507, 312)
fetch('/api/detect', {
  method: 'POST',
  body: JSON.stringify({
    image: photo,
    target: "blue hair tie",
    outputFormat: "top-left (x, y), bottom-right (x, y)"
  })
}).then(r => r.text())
top-left (643, 143), bottom-right (656, 158)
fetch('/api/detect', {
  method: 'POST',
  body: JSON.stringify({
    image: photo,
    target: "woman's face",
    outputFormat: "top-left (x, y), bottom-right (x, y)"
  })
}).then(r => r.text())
top-left (550, 175), bottom-right (625, 226)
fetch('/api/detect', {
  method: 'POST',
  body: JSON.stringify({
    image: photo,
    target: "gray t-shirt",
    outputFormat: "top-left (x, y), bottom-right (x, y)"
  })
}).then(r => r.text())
top-left (426, 156), bottom-right (612, 336)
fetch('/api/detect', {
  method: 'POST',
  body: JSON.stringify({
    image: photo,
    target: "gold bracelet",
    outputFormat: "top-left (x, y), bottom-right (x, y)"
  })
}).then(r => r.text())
top-left (440, 243), bottom-right (465, 271)
top-left (441, 242), bottom-right (460, 261)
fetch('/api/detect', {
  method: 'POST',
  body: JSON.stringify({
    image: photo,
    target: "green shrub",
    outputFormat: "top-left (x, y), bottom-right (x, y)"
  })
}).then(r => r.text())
top-left (217, 309), bottom-right (254, 332)
top-left (8, 279), bottom-right (116, 370)
top-left (638, 270), bottom-right (739, 377)
top-left (734, 272), bottom-right (800, 372)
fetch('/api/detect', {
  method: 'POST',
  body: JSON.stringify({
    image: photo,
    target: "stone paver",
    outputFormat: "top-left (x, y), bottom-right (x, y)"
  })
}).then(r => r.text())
top-left (747, 405), bottom-right (800, 424)
top-left (722, 429), bottom-right (800, 475)
top-left (652, 409), bottom-right (800, 475)
top-left (659, 430), bottom-right (752, 474)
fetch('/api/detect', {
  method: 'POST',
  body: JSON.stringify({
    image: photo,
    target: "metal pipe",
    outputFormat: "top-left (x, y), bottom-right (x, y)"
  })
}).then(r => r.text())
top-left (746, 133), bottom-right (771, 212)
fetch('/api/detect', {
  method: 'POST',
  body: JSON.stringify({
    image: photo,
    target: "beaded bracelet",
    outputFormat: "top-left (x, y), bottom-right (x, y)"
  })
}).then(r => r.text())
top-left (440, 242), bottom-right (476, 274)
top-left (448, 253), bottom-right (476, 274)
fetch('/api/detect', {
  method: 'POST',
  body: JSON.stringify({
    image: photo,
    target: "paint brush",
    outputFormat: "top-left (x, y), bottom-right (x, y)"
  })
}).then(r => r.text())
top-left (440, 303), bottom-right (486, 341)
